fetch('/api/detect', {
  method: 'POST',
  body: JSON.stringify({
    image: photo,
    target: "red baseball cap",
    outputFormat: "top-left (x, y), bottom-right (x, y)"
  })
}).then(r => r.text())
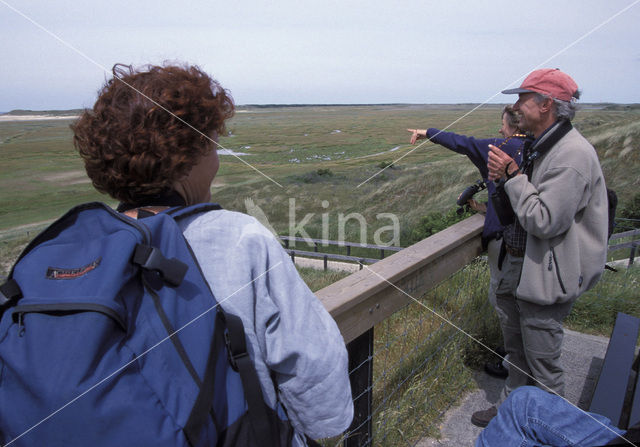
top-left (502, 68), bottom-right (579, 102)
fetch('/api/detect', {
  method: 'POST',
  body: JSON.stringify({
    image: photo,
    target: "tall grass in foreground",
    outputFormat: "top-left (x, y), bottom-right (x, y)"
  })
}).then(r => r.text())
top-left (300, 260), bottom-right (640, 446)
top-left (566, 266), bottom-right (640, 335)
top-left (301, 259), bottom-right (500, 446)
top-left (369, 258), bottom-right (500, 446)
top-left (296, 266), bottom-right (351, 292)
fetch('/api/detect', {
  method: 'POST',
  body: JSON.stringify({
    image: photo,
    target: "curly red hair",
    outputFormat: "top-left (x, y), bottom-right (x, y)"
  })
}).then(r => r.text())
top-left (72, 63), bottom-right (234, 203)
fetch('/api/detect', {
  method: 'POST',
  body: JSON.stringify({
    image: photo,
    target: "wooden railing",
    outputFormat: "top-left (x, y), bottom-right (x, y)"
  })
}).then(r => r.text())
top-left (311, 218), bottom-right (638, 446)
top-left (608, 228), bottom-right (640, 267)
top-left (280, 236), bottom-right (403, 270)
top-left (315, 214), bottom-right (484, 445)
top-left (317, 214), bottom-right (484, 344)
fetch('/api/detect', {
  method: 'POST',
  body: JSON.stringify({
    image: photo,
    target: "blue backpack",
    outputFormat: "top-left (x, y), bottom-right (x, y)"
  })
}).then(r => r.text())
top-left (0, 202), bottom-right (293, 446)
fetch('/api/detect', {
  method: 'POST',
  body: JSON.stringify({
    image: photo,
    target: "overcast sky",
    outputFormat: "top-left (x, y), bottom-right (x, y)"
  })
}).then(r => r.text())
top-left (1, 0), bottom-right (639, 111)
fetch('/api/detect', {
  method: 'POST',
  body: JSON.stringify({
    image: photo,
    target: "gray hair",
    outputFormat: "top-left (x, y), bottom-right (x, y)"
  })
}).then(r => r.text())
top-left (502, 105), bottom-right (520, 129)
top-left (533, 91), bottom-right (581, 121)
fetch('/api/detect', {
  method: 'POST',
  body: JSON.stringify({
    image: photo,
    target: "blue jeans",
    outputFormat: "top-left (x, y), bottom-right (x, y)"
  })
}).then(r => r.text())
top-left (476, 387), bottom-right (626, 446)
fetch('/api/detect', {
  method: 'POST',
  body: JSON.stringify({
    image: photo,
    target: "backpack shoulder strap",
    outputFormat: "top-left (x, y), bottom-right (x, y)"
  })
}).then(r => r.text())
top-left (224, 312), bottom-right (280, 443)
top-left (167, 203), bottom-right (223, 221)
top-left (121, 203), bottom-right (222, 220)
top-left (184, 311), bottom-right (281, 446)
top-left (170, 202), bottom-right (284, 445)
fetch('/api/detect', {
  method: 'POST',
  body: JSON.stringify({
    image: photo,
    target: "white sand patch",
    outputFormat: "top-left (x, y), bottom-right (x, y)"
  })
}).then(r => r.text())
top-left (0, 220), bottom-right (54, 239)
top-left (0, 115), bottom-right (79, 122)
top-left (43, 170), bottom-right (90, 185)
top-left (306, 154), bottom-right (332, 161)
top-left (292, 256), bottom-right (361, 273)
top-left (349, 145), bottom-right (407, 160)
top-left (218, 148), bottom-right (250, 156)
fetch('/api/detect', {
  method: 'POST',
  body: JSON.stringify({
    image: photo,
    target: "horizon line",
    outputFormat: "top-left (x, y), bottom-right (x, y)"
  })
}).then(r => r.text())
top-left (2, 101), bottom-right (639, 115)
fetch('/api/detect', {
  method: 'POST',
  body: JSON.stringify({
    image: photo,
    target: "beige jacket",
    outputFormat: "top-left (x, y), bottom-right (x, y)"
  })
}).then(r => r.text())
top-left (504, 128), bottom-right (608, 305)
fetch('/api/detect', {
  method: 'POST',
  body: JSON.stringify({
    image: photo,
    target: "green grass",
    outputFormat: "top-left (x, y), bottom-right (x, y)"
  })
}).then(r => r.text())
top-left (296, 266), bottom-right (350, 292)
top-left (309, 258), bottom-right (640, 445)
top-left (0, 118), bottom-right (112, 229)
top-left (565, 266), bottom-right (640, 335)
top-left (2, 105), bottom-right (640, 445)
top-left (2, 105), bottom-right (638, 241)
top-left (370, 258), bottom-right (501, 445)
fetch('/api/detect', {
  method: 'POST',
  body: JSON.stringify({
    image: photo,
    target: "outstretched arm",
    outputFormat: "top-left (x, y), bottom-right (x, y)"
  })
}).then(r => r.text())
top-left (407, 128), bottom-right (427, 145)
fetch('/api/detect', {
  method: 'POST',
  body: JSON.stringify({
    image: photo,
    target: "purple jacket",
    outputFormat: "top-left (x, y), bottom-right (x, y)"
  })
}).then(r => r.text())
top-left (426, 128), bottom-right (526, 245)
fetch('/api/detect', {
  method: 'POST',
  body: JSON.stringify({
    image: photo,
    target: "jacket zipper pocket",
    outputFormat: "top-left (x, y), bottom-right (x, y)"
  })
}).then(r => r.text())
top-left (550, 247), bottom-right (567, 294)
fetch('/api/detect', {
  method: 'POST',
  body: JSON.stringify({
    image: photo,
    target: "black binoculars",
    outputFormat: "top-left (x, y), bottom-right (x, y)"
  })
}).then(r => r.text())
top-left (456, 180), bottom-right (486, 206)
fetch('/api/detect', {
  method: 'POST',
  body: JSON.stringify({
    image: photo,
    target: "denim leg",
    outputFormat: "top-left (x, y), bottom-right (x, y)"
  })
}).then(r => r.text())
top-left (476, 386), bottom-right (625, 447)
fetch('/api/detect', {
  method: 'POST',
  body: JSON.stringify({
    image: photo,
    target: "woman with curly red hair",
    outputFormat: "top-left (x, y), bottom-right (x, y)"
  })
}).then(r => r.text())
top-left (72, 63), bottom-right (353, 446)
top-left (73, 63), bottom-right (234, 206)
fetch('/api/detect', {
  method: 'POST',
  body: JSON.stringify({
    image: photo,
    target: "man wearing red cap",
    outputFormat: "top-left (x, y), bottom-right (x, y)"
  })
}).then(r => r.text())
top-left (471, 68), bottom-right (609, 427)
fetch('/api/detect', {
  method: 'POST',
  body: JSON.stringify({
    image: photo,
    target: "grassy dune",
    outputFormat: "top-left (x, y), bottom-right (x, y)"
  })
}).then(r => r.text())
top-left (1, 105), bottom-right (638, 445)
top-left (1, 104), bottom-right (639, 273)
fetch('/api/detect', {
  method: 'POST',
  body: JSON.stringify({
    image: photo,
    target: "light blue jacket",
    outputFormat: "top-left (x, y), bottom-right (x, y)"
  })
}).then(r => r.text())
top-left (179, 209), bottom-right (354, 445)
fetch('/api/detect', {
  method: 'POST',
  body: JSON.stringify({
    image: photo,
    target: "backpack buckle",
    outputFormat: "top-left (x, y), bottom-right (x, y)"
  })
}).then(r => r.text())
top-left (0, 279), bottom-right (22, 309)
top-left (133, 244), bottom-right (188, 287)
top-left (223, 328), bottom-right (249, 372)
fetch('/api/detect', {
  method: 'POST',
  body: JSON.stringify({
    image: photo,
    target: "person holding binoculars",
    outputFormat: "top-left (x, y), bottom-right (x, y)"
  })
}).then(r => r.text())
top-left (408, 106), bottom-right (529, 384)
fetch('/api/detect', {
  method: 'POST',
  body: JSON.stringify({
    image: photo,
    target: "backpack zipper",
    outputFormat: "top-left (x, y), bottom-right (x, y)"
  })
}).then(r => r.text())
top-left (109, 207), bottom-right (151, 244)
top-left (17, 312), bottom-right (25, 336)
top-left (8, 203), bottom-right (151, 279)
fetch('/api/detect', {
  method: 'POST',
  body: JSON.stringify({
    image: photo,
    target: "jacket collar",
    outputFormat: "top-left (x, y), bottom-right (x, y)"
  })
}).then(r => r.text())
top-left (116, 190), bottom-right (186, 213)
top-left (522, 119), bottom-right (573, 176)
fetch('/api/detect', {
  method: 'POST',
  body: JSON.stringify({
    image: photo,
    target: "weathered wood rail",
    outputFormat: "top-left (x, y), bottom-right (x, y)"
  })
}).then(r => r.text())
top-left (281, 235), bottom-right (403, 271)
top-left (315, 214), bottom-right (484, 445)
top-left (317, 213), bottom-right (484, 344)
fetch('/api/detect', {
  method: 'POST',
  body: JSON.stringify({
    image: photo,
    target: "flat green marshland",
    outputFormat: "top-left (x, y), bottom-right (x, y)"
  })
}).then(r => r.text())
top-left (1, 105), bottom-right (639, 446)
top-left (1, 104), bottom-right (639, 273)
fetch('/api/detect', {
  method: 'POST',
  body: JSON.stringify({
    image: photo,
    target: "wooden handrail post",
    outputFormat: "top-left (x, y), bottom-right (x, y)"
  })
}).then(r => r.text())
top-left (313, 214), bottom-right (484, 444)
top-left (343, 328), bottom-right (374, 447)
